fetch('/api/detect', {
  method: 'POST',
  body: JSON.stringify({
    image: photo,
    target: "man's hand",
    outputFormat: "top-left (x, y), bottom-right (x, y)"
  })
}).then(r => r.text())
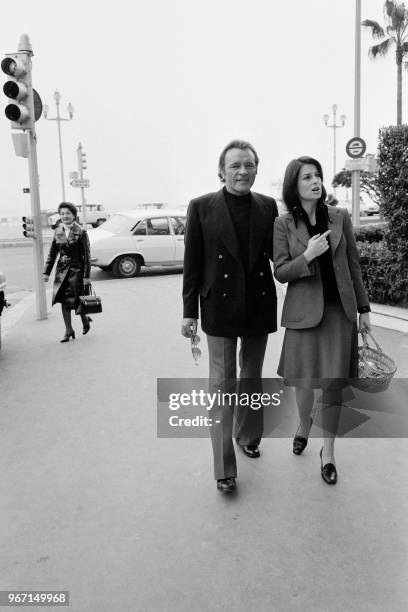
top-left (304, 230), bottom-right (331, 263)
top-left (181, 318), bottom-right (197, 338)
top-left (359, 312), bottom-right (371, 333)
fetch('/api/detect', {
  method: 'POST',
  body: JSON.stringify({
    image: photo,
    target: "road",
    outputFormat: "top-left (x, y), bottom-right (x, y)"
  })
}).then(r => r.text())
top-left (0, 243), bottom-right (182, 295)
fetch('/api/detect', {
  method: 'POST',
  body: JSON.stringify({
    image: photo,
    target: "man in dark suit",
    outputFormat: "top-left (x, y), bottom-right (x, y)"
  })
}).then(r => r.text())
top-left (181, 140), bottom-right (279, 493)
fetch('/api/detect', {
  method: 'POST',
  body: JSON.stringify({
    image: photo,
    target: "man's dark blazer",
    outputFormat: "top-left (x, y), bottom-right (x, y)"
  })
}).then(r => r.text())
top-left (182, 188), bottom-right (279, 337)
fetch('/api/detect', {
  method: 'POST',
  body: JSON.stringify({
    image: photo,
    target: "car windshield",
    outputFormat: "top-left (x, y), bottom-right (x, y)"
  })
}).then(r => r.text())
top-left (98, 214), bottom-right (132, 233)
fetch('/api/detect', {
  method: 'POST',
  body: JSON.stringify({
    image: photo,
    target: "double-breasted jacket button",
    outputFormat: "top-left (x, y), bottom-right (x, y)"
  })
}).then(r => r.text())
top-left (262, 291), bottom-right (266, 296)
top-left (224, 273), bottom-right (229, 278)
top-left (259, 272), bottom-right (264, 276)
top-left (218, 254), bottom-right (223, 259)
top-left (223, 293), bottom-right (227, 297)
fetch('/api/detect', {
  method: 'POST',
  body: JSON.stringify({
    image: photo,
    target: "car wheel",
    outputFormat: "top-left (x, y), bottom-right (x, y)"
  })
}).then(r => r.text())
top-left (112, 255), bottom-right (141, 278)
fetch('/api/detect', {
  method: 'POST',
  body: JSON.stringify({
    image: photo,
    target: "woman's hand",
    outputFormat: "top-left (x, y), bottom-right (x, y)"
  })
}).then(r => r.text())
top-left (83, 278), bottom-right (91, 286)
top-left (303, 230), bottom-right (331, 263)
top-left (359, 312), bottom-right (371, 333)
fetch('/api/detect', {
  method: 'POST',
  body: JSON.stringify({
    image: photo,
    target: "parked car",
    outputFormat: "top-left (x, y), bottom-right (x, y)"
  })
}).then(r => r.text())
top-left (338, 199), bottom-right (380, 217)
top-left (0, 270), bottom-right (7, 350)
top-left (88, 209), bottom-right (187, 277)
top-left (48, 204), bottom-right (109, 229)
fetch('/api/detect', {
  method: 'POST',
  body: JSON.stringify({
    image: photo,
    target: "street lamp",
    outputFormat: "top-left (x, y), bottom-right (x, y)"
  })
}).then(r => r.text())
top-left (323, 104), bottom-right (346, 197)
top-left (43, 90), bottom-right (74, 201)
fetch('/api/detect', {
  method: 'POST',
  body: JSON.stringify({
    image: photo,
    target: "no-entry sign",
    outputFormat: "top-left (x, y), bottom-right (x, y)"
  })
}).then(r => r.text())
top-left (346, 137), bottom-right (366, 158)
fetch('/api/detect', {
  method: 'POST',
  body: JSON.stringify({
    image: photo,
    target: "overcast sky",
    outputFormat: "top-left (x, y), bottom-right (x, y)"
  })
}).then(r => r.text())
top-left (0, 0), bottom-right (405, 217)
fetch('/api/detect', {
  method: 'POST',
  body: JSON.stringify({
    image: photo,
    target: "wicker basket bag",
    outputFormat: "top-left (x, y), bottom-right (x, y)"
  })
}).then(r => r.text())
top-left (357, 329), bottom-right (397, 392)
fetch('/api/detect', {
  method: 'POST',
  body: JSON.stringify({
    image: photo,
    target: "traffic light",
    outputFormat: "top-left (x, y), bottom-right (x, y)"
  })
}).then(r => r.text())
top-left (80, 150), bottom-right (87, 170)
top-left (1, 52), bottom-right (33, 130)
top-left (22, 216), bottom-right (35, 238)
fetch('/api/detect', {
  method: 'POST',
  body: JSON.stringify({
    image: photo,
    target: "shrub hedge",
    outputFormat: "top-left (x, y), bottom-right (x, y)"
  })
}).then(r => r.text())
top-left (353, 224), bottom-right (385, 243)
top-left (354, 126), bottom-right (408, 306)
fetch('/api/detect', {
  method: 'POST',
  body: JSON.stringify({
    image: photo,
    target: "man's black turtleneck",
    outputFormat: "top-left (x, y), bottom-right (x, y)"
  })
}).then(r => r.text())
top-left (223, 186), bottom-right (251, 271)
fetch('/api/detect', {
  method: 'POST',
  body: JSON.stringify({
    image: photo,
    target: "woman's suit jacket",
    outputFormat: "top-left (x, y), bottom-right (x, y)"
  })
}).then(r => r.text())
top-left (183, 188), bottom-right (278, 337)
top-left (273, 205), bottom-right (369, 329)
top-left (44, 222), bottom-right (91, 306)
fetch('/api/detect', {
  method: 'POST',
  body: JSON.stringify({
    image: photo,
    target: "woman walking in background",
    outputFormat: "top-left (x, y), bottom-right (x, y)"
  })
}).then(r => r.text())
top-left (273, 156), bottom-right (371, 484)
top-left (43, 202), bottom-right (92, 342)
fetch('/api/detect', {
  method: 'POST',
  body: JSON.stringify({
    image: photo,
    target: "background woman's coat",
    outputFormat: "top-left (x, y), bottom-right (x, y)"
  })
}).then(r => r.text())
top-left (44, 222), bottom-right (91, 308)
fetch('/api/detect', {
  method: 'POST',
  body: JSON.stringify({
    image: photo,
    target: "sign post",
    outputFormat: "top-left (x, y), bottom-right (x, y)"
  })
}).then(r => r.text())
top-left (75, 142), bottom-right (89, 227)
top-left (352, 0), bottom-right (362, 228)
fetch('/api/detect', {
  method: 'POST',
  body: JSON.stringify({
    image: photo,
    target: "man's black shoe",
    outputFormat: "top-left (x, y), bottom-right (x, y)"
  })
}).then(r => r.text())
top-left (239, 444), bottom-right (260, 458)
top-left (216, 477), bottom-right (236, 493)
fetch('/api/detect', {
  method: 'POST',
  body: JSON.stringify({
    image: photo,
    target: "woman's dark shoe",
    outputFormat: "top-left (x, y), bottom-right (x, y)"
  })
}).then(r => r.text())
top-left (82, 316), bottom-right (92, 335)
top-left (293, 417), bottom-right (313, 455)
top-left (320, 448), bottom-right (337, 485)
top-left (216, 477), bottom-right (236, 493)
top-left (60, 331), bottom-right (75, 343)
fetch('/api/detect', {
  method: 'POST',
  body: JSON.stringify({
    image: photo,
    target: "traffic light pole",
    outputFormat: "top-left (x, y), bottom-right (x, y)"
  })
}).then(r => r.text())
top-left (28, 127), bottom-right (47, 320)
top-left (2, 34), bottom-right (47, 320)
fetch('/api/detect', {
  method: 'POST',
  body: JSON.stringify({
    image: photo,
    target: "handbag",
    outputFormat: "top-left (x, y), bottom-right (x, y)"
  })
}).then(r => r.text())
top-left (356, 329), bottom-right (397, 392)
top-left (75, 283), bottom-right (102, 315)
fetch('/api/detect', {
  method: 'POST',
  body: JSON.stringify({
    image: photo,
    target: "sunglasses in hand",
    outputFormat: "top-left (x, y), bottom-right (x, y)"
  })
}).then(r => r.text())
top-left (190, 333), bottom-right (202, 364)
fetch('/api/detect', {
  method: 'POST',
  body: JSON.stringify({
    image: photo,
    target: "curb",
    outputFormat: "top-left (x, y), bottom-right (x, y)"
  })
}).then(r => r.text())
top-left (0, 239), bottom-right (53, 248)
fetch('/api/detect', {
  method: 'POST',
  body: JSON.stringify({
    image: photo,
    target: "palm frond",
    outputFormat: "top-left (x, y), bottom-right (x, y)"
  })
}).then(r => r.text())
top-left (361, 19), bottom-right (385, 39)
top-left (401, 40), bottom-right (408, 53)
top-left (369, 38), bottom-right (393, 58)
top-left (383, 0), bottom-right (394, 27)
top-left (400, 22), bottom-right (408, 39)
top-left (384, 0), bottom-right (408, 33)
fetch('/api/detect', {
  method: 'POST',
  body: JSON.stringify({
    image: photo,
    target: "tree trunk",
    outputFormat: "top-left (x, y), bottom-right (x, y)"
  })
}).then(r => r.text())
top-left (397, 49), bottom-right (402, 126)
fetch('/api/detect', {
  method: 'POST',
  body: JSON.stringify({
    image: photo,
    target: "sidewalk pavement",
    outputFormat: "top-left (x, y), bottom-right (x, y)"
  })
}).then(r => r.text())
top-left (0, 275), bottom-right (407, 612)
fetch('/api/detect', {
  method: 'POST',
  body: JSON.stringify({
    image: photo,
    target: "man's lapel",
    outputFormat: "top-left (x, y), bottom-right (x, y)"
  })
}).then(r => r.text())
top-left (213, 189), bottom-right (242, 265)
top-left (248, 192), bottom-right (268, 272)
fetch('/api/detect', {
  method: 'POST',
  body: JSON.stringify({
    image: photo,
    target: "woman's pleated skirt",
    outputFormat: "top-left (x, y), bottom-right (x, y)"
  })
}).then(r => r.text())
top-left (277, 301), bottom-right (358, 389)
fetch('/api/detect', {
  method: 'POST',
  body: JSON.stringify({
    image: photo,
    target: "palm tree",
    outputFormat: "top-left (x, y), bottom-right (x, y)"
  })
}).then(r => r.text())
top-left (362, 0), bottom-right (408, 126)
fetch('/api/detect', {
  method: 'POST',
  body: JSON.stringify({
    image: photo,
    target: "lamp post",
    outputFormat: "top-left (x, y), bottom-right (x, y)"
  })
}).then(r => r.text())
top-left (323, 104), bottom-right (346, 197)
top-left (43, 90), bottom-right (74, 201)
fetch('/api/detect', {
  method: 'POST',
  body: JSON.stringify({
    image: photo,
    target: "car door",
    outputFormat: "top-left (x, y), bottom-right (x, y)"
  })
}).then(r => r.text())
top-left (170, 216), bottom-right (186, 263)
top-left (133, 216), bottom-right (175, 264)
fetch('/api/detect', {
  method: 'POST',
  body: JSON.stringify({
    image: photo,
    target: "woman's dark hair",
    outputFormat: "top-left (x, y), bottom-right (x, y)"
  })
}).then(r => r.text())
top-left (282, 156), bottom-right (328, 224)
top-left (218, 139), bottom-right (259, 182)
top-left (58, 201), bottom-right (78, 217)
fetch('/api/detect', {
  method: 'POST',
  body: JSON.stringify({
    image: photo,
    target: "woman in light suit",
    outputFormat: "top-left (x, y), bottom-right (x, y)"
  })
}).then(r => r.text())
top-left (273, 157), bottom-right (371, 484)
